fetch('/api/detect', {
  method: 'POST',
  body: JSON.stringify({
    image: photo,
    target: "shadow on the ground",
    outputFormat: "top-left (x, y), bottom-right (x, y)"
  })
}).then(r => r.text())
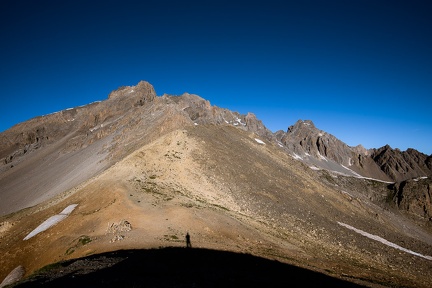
top-left (15, 247), bottom-right (366, 287)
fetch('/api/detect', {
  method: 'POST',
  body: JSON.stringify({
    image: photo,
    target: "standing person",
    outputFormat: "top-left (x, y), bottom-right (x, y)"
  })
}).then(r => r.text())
top-left (185, 232), bottom-right (192, 248)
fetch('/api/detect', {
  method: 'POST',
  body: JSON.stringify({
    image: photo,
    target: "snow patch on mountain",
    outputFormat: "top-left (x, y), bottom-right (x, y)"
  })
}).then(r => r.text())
top-left (292, 153), bottom-right (303, 160)
top-left (255, 138), bottom-right (265, 145)
top-left (338, 222), bottom-right (432, 261)
top-left (23, 204), bottom-right (78, 240)
top-left (318, 152), bottom-right (328, 162)
top-left (341, 164), bottom-right (362, 177)
top-left (413, 176), bottom-right (428, 182)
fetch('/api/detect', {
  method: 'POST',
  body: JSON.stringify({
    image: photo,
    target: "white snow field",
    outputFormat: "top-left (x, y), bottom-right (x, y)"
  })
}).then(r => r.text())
top-left (254, 138), bottom-right (265, 145)
top-left (338, 222), bottom-right (432, 261)
top-left (23, 204), bottom-right (78, 240)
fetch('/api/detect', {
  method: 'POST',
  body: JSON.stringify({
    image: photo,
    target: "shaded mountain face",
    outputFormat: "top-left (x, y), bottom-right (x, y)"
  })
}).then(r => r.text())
top-left (389, 178), bottom-right (432, 221)
top-left (1, 81), bottom-right (431, 288)
top-left (371, 146), bottom-right (432, 182)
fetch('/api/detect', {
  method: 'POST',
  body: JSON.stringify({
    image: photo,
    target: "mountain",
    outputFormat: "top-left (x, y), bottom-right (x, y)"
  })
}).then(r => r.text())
top-left (371, 145), bottom-right (432, 182)
top-left (1, 81), bottom-right (431, 287)
top-left (275, 119), bottom-right (432, 183)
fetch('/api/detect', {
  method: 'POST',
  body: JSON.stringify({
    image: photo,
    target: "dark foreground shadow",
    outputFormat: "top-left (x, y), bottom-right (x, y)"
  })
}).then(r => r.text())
top-left (15, 247), bottom-right (366, 287)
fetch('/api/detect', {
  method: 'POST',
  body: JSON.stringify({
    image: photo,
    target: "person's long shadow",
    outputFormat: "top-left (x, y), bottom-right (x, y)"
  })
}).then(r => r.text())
top-left (15, 247), bottom-right (367, 287)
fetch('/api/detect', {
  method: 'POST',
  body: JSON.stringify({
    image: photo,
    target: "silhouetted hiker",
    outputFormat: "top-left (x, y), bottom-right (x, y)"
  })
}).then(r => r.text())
top-left (185, 232), bottom-right (192, 248)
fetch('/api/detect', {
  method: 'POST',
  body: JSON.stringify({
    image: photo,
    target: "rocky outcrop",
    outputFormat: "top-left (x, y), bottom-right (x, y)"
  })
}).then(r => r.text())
top-left (244, 112), bottom-right (275, 140)
top-left (108, 80), bottom-right (156, 105)
top-left (390, 178), bottom-right (432, 221)
top-left (163, 93), bottom-right (274, 140)
top-left (0, 265), bottom-right (25, 288)
top-left (275, 120), bottom-right (390, 180)
top-left (371, 146), bottom-right (432, 182)
top-left (278, 120), bottom-right (354, 165)
top-left (275, 119), bottom-right (431, 182)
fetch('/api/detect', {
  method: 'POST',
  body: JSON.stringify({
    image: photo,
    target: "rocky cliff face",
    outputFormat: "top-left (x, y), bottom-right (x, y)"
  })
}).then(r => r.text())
top-left (164, 92), bottom-right (274, 140)
top-left (390, 177), bottom-right (432, 221)
top-left (275, 119), bottom-right (431, 183)
top-left (272, 119), bottom-right (431, 221)
top-left (108, 80), bottom-right (156, 104)
top-left (278, 119), bottom-right (356, 165)
top-left (371, 146), bottom-right (432, 182)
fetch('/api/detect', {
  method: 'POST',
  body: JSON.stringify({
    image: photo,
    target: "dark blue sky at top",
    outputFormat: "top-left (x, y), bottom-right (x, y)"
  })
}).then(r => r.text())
top-left (1, 0), bottom-right (431, 154)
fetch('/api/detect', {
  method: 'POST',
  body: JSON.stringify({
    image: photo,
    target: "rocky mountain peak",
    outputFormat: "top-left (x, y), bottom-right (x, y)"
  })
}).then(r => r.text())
top-left (160, 93), bottom-right (274, 140)
top-left (351, 144), bottom-right (369, 156)
top-left (270, 116), bottom-right (432, 183)
top-left (108, 80), bottom-right (156, 105)
top-left (371, 144), bottom-right (432, 181)
top-left (290, 121), bottom-right (349, 163)
top-left (287, 119), bottom-right (316, 133)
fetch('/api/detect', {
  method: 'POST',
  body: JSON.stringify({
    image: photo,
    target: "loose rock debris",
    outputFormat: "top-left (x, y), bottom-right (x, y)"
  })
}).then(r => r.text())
top-left (106, 220), bottom-right (132, 242)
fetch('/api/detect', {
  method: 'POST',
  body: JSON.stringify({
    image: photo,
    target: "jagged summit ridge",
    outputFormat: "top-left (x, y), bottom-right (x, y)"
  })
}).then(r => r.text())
top-left (371, 145), bottom-right (432, 181)
top-left (1, 80), bottom-right (431, 183)
top-left (274, 118), bottom-right (431, 182)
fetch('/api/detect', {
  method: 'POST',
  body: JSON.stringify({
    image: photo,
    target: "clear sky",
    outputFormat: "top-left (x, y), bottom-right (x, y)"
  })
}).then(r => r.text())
top-left (1, 0), bottom-right (431, 154)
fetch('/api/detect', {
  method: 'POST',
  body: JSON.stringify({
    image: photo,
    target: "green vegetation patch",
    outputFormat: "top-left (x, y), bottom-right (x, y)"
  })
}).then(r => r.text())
top-left (65, 235), bottom-right (92, 255)
top-left (163, 234), bottom-right (180, 241)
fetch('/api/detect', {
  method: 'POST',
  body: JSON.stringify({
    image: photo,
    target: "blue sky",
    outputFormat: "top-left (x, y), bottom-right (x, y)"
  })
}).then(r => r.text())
top-left (1, 0), bottom-right (431, 154)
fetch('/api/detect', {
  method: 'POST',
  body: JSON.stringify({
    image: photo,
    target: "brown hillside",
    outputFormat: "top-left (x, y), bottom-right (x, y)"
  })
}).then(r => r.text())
top-left (1, 126), bottom-right (431, 287)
